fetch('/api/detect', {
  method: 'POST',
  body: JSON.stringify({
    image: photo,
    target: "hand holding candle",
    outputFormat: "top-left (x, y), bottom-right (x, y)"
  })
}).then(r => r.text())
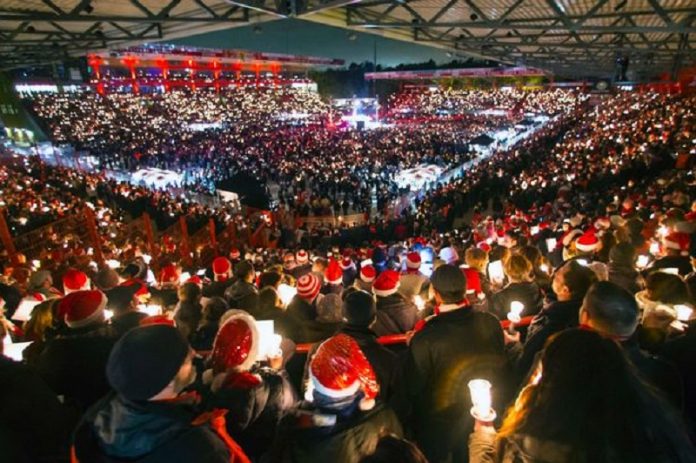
top-left (414, 295), bottom-right (426, 311)
top-left (507, 300), bottom-right (524, 333)
top-left (468, 379), bottom-right (496, 423)
top-left (636, 255), bottom-right (650, 269)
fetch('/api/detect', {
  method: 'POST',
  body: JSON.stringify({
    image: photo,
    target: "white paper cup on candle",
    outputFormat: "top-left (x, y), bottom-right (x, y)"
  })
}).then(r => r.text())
top-left (468, 379), bottom-right (496, 422)
top-left (636, 255), bottom-right (649, 269)
top-left (675, 304), bottom-right (693, 322)
top-left (508, 301), bottom-right (524, 324)
top-left (414, 295), bottom-right (426, 311)
top-left (649, 242), bottom-right (660, 255)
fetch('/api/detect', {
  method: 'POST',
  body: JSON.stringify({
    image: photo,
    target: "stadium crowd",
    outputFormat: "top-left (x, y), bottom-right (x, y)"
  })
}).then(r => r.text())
top-left (0, 86), bottom-right (695, 462)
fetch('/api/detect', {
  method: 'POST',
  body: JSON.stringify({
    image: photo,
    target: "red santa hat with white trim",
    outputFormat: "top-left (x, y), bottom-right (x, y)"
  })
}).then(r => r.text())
top-left (325, 259), bottom-right (343, 286)
top-left (229, 248), bottom-right (241, 261)
top-left (159, 264), bottom-right (180, 286)
top-left (372, 270), bottom-right (400, 298)
top-left (339, 256), bottom-right (355, 271)
top-left (663, 232), bottom-right (690, 256)
top-left (63, 268), bottom-right (90, 294)
top-left (212, 257), bottom-right (232, 282)
top-left (60, 290), bottom-right (108, 329)
top-left (309, 334), bottom-right (379, 410)
top-left (359, 265), bottom-right (376, 284)
top-left (575, 230), bottom-right (600, 253)
top-left (405, 252), bottom-right (421, 270)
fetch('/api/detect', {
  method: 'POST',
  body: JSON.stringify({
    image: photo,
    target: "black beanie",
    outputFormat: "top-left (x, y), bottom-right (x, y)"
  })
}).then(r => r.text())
top-left (343, 290), bottom-right (376, 327)
top-left (106, 325), bottom-right (190, 401)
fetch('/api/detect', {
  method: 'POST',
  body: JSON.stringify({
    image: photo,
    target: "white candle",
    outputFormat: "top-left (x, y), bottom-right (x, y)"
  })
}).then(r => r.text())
top-left (636, 255), bottom-right (650, 269)
top-left (649, 242), bottom-right (660, 255)
top-left (540, 264), bottom-right (549, 274)
top-left (106, 259), bottom-right (120, 269)
top-left (508, 301), bottom-right (524, 323)
top-left (675, 304), bottom-right (693, 322)
top-left (278, 284), bottom-right (297, 306)
top-left (414, 295), bottom-right (426, 311)
top-left (468, 379), bottom-right (496, 422)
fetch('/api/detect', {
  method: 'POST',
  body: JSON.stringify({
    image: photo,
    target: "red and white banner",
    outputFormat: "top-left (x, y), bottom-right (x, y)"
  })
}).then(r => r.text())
top-left (365, 66), bottom-right (548, 80)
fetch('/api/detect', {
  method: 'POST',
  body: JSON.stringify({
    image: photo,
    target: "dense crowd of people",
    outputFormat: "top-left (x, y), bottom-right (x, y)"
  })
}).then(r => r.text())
top-left (1, 84), bottom-right (695, 462)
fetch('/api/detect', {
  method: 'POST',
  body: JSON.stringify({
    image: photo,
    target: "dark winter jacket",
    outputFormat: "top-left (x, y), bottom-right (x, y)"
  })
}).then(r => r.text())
top-left (72, 393), bottom-right (231, 463)
top-left (0, 355), bottom-right (78, 463)
top-left (203, 280), bottom-right (234, 299)
top-left (339, 325), bottom-right (398, 400)
top-left (268, 401), bottom-right (403, 463)
top-left (393, 306), bottom-right (508, 463)
top-left (207, 368), bottom-right (298, 459)
top-left (622, 338), bottom-right (683, 410)
top-left (510, 299), bottom-right (582, 378)
top-left (286, 295), bottom-right (317, 323)
top-left (225, 280), bottom-right (259, 312)
top-left (36, 323), bottom-right (118, 412)
top-left (649, 255), bottom-right (693, 277)
top-left (490, 282), bottom-right (543, 320)
top-left (608, 263), bottom-right (642, 294)
top-left (659, 322), bottom-right (696, 438)
top-left (373, 293), bottom-right (419, 336)
top-left (110, 311), bottom-right (148, 338)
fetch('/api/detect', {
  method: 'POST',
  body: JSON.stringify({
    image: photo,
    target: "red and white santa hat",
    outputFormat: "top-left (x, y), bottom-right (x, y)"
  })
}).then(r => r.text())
top-left (339, 257), bottom-right (355, 271)
top-left (63, 268), bottom-right (90, 294)
top-left (297, 273), bottom-right (321, 300)
top-left (325, 259), bottom-right (343, 286)
top-left (309, 334), bottom-right (379, 410)
top-left (462, 267), bottom-right (482, 295)
top-left (229, 248), bottom-right (241, 261)
top-left (159, 264), bottom-right (180, 285)
top-left (296, 250), bottom-right (309, 265)
top-left (204, 311), bottom-right (260, 391)
top-left (360, 265), bottom-right (376, 284)
top-left (185, 275), bottom-right (203, 287)
top-left (406, 252), bottom-right (421, 270)
top-left (212, 257), bottom-right (232, 282)
top-left (60, 290), bottom-right (108, 329)
top-left (575, 230), bottom-right (600, 253)
top-left (372, 270), bottom-right (400, 298)
top-left (663, 232), bottom-right (690, 256)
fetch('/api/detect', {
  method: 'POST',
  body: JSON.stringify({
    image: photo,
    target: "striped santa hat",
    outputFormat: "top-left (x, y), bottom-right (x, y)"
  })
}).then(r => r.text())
top-left (297, 273), bottom-right (321, 301)
top-left (296, 250), bottom-right (309, 265)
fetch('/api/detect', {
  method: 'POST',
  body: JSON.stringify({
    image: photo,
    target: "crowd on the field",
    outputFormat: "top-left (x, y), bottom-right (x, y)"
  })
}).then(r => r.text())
top-left (0, 87), bottom-right (695, 462)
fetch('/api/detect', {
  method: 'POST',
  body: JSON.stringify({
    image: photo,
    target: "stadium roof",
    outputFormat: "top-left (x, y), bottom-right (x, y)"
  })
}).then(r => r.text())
top-left (1, 0), bottom-right (695, 76)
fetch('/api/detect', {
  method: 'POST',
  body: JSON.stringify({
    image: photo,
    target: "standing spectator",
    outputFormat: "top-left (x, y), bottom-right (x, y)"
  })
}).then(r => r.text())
top-left (394, 264), bottom-right (507, 463)
top-left (469, 329), bottom-right (695, 463)
top-left (490, 254), bottom-right (543, 320)
top-left (37, 290), bottom-right (117, 411)
top-left (190, 297), bottom-right (229, 351)
top-left (372, 270), bottom-right (418, 336)
top-left (607, 242), bottom-right (642, 294)
top-left (72, 324), bottom-right (248, 462)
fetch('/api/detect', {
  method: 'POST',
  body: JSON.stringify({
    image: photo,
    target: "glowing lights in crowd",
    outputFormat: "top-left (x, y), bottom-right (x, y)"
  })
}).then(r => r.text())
top-left (468, 379), bottom-right (496, 422)
top-left (277, 284), bottom-right (297, 306)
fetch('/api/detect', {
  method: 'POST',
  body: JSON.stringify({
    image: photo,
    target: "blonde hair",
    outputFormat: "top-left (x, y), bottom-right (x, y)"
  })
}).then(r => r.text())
top-left (465, 247), bottom-right (489, 273)
top-left (504, 254), bottom-right (533, 283)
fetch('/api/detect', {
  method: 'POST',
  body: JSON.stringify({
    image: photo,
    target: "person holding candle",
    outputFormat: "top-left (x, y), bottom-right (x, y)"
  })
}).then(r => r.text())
top-left (490, 254), bottom-right (543, 321)
top-left (469, 329), bottom-right (695, 463)
top-left (393, 264), bottom-right (507, 463)
top-left (608, 242), bottom-right (642, 294)
top-left (204, 311), bottom-right (297, 460)
top-left (649, 232), bottom-right (693, 277)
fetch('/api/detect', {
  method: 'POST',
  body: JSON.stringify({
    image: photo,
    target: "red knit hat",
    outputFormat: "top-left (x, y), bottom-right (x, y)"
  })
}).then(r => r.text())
top-left (406, 252), bottom-right (421, 270)
top-left (229, 248), bottom-right (241, 261)
top-left (60, 290), bottom-right (107, 328)
top-left (159, 264), bottom-right (180, 285)
top-left (296, 250), bottom-right (309, 265)
top-left (210, 312), bottom-right (259, 375)
top-left (212, 257), bottom-right (232, 282)
top-left (325, 259), bottom-right (343, 285)
top-left (360, 265), bottom-right (376, 283)
top-left (575, 231), bottom-right (600, 253)
top-left (63, 268), bottom-right (90, 294)
top-left (372, 270), bottom-right (400, 297)
top-left (663, 232), bottom-right (690, 255)
top-left (309, 334), bottom-right (379, 410)
top-left (297, 273), bottom-right (321, 300)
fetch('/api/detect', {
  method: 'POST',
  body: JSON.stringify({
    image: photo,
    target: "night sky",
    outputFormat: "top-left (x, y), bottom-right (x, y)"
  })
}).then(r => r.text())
top-left (170, 18), bottom-right (454, 68)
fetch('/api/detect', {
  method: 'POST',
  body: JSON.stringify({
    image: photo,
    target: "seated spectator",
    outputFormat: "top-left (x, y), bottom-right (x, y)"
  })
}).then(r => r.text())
top-left (72, 324), bottom-right (249, 462)
top-left (580, 281), bottom-right (683, 408)
top-left (286, 273), bottom-right (321, 324)
top-left (636, 272), bottom-right (690, 349)
top-left (269, 334), bottom-right (402, 463)
top-left (204, 311), bottom-right (297, 459)
top-left (469, 329), bottom-right (695, 463)
top-left (651, 232), bottom-right (693, 277)
top-left (175, 282), bottom-right (204, 340)
top-left (491, 254), bottom-right (543, 320)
